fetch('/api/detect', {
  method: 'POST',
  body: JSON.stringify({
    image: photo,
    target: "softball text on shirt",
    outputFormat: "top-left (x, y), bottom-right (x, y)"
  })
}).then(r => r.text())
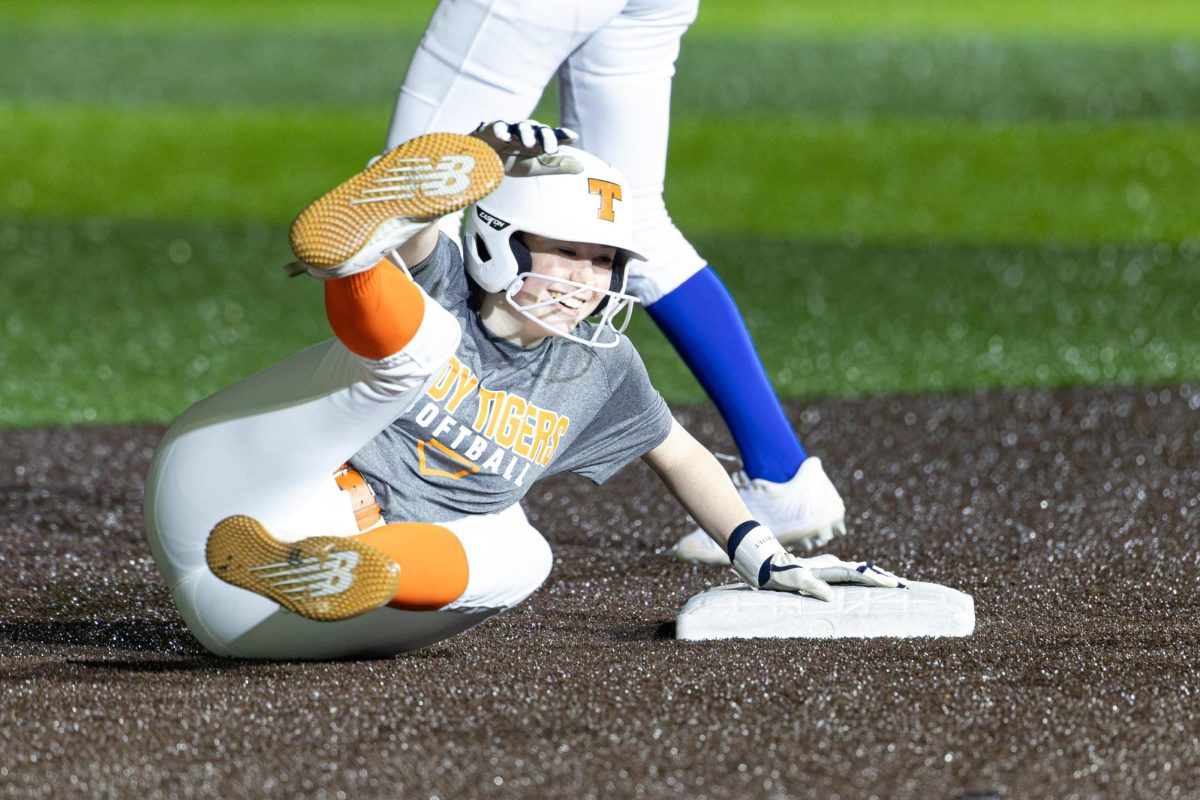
top-left (349, 234), bottom-right (673, 523)
top-left (407, 353), bottom-right (571, 486)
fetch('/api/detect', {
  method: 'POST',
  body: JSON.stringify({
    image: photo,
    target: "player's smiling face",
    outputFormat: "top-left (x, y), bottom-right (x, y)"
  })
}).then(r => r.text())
top-left (510, 233), bottom-right (616, 334)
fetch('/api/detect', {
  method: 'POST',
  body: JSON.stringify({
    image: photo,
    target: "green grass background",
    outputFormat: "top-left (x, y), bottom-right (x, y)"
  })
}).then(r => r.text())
top-left (2, 1), bottom-right (1199, 426)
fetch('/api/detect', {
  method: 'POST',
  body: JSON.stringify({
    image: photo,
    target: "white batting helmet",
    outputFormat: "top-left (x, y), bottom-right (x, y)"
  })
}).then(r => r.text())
top-left (463, 146), bottom-right (645, 348)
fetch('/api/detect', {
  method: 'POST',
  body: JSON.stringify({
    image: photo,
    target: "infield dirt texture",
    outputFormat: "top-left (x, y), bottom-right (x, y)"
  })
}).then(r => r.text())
top-left (3, 389), bottom-right (1199, 798)
top-left (4, 0), bottom-right (1200, 797)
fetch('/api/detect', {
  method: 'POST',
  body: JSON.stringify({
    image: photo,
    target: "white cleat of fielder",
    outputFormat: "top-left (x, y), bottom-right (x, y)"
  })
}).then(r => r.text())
top-left (672, 457), bottom-right (847, 564)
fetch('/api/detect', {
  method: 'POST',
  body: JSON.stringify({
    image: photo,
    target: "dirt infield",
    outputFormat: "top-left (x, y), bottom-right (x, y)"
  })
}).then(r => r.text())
top-left (2, 386), bottom-right (1198, 799)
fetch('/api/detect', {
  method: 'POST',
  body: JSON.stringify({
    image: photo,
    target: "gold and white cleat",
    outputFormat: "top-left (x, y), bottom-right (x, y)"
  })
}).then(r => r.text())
top-left (289, 132), bottom-right (504, 275)
top-left (206, 515), bottom-right (400, 622)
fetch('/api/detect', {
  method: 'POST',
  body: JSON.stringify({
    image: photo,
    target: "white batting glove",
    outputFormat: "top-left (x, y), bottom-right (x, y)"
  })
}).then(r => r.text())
top-left (470, 119), bottom-right (583, 176)
top-left (728, 523), bottom-right (834, 601)
top-left (798, 554), bottom-right (907, 589)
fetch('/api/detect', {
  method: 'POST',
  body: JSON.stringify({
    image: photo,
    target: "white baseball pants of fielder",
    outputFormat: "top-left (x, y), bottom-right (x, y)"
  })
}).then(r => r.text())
top-left (386, 0), bottom-right (705, 305)
top-left (143, 298), bottom-right (554, 659)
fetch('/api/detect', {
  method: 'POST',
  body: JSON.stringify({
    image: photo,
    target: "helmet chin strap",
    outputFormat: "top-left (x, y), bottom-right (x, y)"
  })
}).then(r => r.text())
top-left (502, 274), bottom-right (638, 349)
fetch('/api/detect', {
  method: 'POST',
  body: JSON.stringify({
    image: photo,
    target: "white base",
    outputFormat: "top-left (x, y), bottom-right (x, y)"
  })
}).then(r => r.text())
top-left (676, 581), bottom-right (975, 641)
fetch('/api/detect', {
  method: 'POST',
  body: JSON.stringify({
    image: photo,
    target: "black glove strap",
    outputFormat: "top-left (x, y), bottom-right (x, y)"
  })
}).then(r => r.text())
top-left (726, 519), bottom-right (762, 562)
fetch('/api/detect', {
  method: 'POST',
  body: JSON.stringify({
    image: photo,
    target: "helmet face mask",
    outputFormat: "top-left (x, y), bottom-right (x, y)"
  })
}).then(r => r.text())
top-left (464, 146), bottom-right (645, 349)
top-left (504, 271), bottom-right (637, 348)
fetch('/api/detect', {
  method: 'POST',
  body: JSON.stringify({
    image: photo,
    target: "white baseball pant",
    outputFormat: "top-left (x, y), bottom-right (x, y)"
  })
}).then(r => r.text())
top-left (385, 0), bottom-right (706, 304)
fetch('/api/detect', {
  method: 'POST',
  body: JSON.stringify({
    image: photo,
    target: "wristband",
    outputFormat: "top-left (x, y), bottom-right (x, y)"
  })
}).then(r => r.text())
top-left (727, 521), bottom-right (784, 589)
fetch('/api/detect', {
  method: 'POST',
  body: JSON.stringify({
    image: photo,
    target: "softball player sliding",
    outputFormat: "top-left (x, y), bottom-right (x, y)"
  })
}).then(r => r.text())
top-left (386, 0), bottom-right (847, 565)
top-left (143, 124), bottom-right (902, 659)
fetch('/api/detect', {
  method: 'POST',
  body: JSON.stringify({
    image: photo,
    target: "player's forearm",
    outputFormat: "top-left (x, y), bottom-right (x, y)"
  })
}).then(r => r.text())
top-left (643, 422), bottom-right (752, 550)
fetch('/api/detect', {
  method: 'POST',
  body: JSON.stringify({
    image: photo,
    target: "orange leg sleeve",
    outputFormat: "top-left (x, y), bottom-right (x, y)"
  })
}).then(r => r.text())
top-left (353, 522), bottom-right (469, 611)
top-left (324, 260), bottom-right (426, 359)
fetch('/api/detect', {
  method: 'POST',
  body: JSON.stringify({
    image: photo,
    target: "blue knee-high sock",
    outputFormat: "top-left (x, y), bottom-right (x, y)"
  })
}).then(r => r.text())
top-left (645, 266), bottom-right (806, 482)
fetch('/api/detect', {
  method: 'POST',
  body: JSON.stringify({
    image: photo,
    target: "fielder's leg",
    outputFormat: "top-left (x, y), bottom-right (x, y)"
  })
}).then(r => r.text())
top-left (384, 0), bottom-right (626, 242)
top-left (556, 0), bottom-right (844, 560)
top-left (385, 0), bottom-right (625, 145)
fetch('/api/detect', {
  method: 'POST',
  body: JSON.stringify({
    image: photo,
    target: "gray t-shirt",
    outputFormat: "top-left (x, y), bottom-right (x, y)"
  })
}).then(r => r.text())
top-left (350, 235), bottom-right (673, 522)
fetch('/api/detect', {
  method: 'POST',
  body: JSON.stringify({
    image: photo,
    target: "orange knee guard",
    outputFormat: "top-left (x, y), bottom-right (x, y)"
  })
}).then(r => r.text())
top-left (324, 261), bottom-right (426, 359)
top-left (353, 522), bottom-right (469, 611)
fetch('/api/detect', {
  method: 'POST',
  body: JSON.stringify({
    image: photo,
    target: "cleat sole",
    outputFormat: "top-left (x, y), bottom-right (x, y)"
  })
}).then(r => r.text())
top-left (290, 133), bottom-right (504, 269)
top-left (206, 515), bottom-right (400, 621)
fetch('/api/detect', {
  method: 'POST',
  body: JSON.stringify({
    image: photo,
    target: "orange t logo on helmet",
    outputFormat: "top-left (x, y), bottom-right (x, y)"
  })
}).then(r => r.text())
top-left (587, 178), bottom-right (622, 222)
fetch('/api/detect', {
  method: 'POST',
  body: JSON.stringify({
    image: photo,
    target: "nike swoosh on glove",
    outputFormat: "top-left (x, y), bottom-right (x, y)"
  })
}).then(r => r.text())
top-left (759, 551), bottom-right (836, 601)
top-left (798, 553), bottom-right (907, 588)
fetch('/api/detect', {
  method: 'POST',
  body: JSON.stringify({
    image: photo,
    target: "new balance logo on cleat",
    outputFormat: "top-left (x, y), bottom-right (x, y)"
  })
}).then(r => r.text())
top-left (289, 133), bottom-right (504, 272)
top-left (247, 549), bottom-right (362, 599)
top-left (351, 155), bottom-right (478, 204)
top-left (206, 515), bottom-right (401, 622)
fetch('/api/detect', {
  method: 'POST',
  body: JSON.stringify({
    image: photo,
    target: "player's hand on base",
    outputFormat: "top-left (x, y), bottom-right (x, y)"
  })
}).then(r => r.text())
top-left (470, 120), bottom-right (583, 176)
top-left (727, 523), bottom-right (834, 601)
top-left (759, 551), bottom-right (835, 601)
top-left (799, 554), bottom-right (907, 588)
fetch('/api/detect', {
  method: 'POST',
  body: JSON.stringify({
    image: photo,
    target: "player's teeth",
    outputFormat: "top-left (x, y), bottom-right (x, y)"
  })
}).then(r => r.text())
top-left (549, 290), bottom-right (582, 309)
